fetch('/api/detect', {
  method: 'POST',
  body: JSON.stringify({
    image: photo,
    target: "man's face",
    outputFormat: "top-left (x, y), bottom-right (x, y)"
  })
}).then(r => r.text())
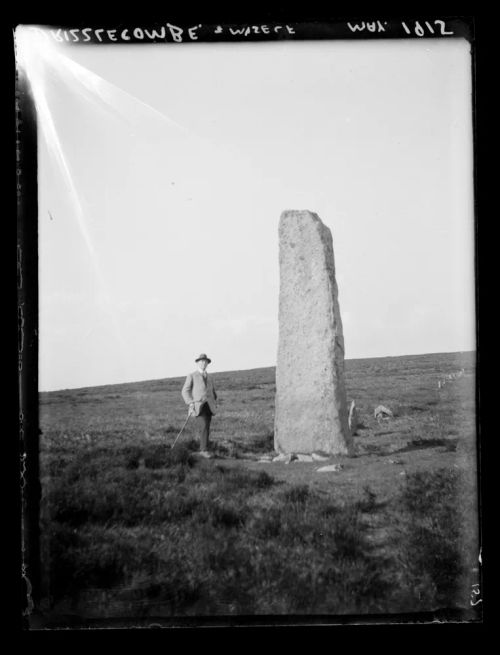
top-left (198, 359), bottom-right (209, 371)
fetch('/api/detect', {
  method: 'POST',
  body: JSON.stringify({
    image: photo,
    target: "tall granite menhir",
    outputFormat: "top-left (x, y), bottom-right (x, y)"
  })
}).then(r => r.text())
top-left (275, 210), bottom-right (353, 455)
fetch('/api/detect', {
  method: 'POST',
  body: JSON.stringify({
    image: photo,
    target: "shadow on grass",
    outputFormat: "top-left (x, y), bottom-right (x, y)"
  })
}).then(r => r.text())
top-left (354, 486), bottom-right (388, 513)
top-left (212, 432), bottom-right (275, 459)
top-left (360, 438), bottom-right (458, 458)
top-left (376, 430), bottom-right (408, 437)
top-left (394, 437), bottom-right (458, 454)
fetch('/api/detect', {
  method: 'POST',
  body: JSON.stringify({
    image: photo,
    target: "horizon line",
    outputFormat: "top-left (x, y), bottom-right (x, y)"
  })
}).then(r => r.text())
top-left (39, 349), bottom-right (476, 394)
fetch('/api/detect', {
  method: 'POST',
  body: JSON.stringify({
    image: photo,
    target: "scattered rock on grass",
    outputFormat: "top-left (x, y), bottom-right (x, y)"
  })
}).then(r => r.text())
top-left (374, 405), bottom-right (393, 420)
top-left (272, 453), bottom-right (297, 463)
top-left (312, 452), bottom-right (330, 462)
top-left (296, 454), bottom-right (314, 462)
top-left (317, 464), bottom-right (343, 473)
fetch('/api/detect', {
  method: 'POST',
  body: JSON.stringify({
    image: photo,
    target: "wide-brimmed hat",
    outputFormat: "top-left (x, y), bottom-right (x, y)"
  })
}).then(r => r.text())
top-left (195, 353), bottom-right (211, 363)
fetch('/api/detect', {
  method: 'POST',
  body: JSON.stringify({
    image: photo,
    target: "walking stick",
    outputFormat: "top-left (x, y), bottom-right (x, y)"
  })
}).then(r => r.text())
top-left (170, 412), bottom-right (192, 449)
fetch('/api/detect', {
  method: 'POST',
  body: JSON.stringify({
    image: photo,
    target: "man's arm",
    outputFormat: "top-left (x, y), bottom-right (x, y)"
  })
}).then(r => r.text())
top-left (181, 374), bottom-right (194, 405)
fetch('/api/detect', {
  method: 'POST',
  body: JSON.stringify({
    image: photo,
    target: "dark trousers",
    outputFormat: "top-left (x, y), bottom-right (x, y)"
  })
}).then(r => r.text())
top-left (197, 403), bottom-right (213, 450)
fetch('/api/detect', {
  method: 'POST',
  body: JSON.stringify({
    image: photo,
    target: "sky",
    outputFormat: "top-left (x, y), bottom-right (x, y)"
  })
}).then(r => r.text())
top-left (16, 29), bottom-right (475, 391)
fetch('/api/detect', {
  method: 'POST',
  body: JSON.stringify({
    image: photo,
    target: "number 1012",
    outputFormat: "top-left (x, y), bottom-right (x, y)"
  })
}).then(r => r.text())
top-left (401, 20), bottom-right (454, 36)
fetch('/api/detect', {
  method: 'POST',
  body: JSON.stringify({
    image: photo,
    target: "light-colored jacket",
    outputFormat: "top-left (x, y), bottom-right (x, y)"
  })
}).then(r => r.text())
top-left (181, 370), bottom-right (218, 416)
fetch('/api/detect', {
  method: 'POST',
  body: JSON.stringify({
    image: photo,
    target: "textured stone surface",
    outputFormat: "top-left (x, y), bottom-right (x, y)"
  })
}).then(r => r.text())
top-left (274, 210), bottom-right (353, 455)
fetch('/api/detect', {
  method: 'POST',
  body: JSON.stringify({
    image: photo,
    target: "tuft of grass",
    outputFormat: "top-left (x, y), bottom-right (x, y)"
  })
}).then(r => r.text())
top-left (356, 486), bottom-right (378, 513)
top-left (42, 523), bottom-right (152, 602)
top-left (245, 431), bottom-right (275, 453)
top-left (393, 468), bottom-right (476, 611)
top-left (41, 456), bottom-right (392, 616)
top-left (41, 461), bottom-right (477, 617)
top-left (215, 466), bottom-right (274, 492)
top-left (281, 484), bottom-right (311, 505)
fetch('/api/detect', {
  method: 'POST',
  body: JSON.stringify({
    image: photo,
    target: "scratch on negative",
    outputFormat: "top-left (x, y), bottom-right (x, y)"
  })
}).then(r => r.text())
top-left (17, 244), bottom-right (22, 290)
top-left (18, 305), bottom-right (24, 369)
top-left (20, 452), bottom-right (34, 616)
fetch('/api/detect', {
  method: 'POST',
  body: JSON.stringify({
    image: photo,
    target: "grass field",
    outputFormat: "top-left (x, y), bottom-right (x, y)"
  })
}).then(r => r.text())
top-left (37, 351), bottom-right (480, 626)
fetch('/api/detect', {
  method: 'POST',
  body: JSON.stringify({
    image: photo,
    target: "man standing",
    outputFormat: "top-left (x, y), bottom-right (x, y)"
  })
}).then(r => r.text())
top-left (181, 354), bottom-right (218, 458)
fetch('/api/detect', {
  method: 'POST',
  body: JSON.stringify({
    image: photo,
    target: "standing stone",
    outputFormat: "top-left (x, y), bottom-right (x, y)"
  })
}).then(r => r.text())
top-left (348, 400), bottom-right (359, 436)
top-left (274, 210), bottom-right (353, 455)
